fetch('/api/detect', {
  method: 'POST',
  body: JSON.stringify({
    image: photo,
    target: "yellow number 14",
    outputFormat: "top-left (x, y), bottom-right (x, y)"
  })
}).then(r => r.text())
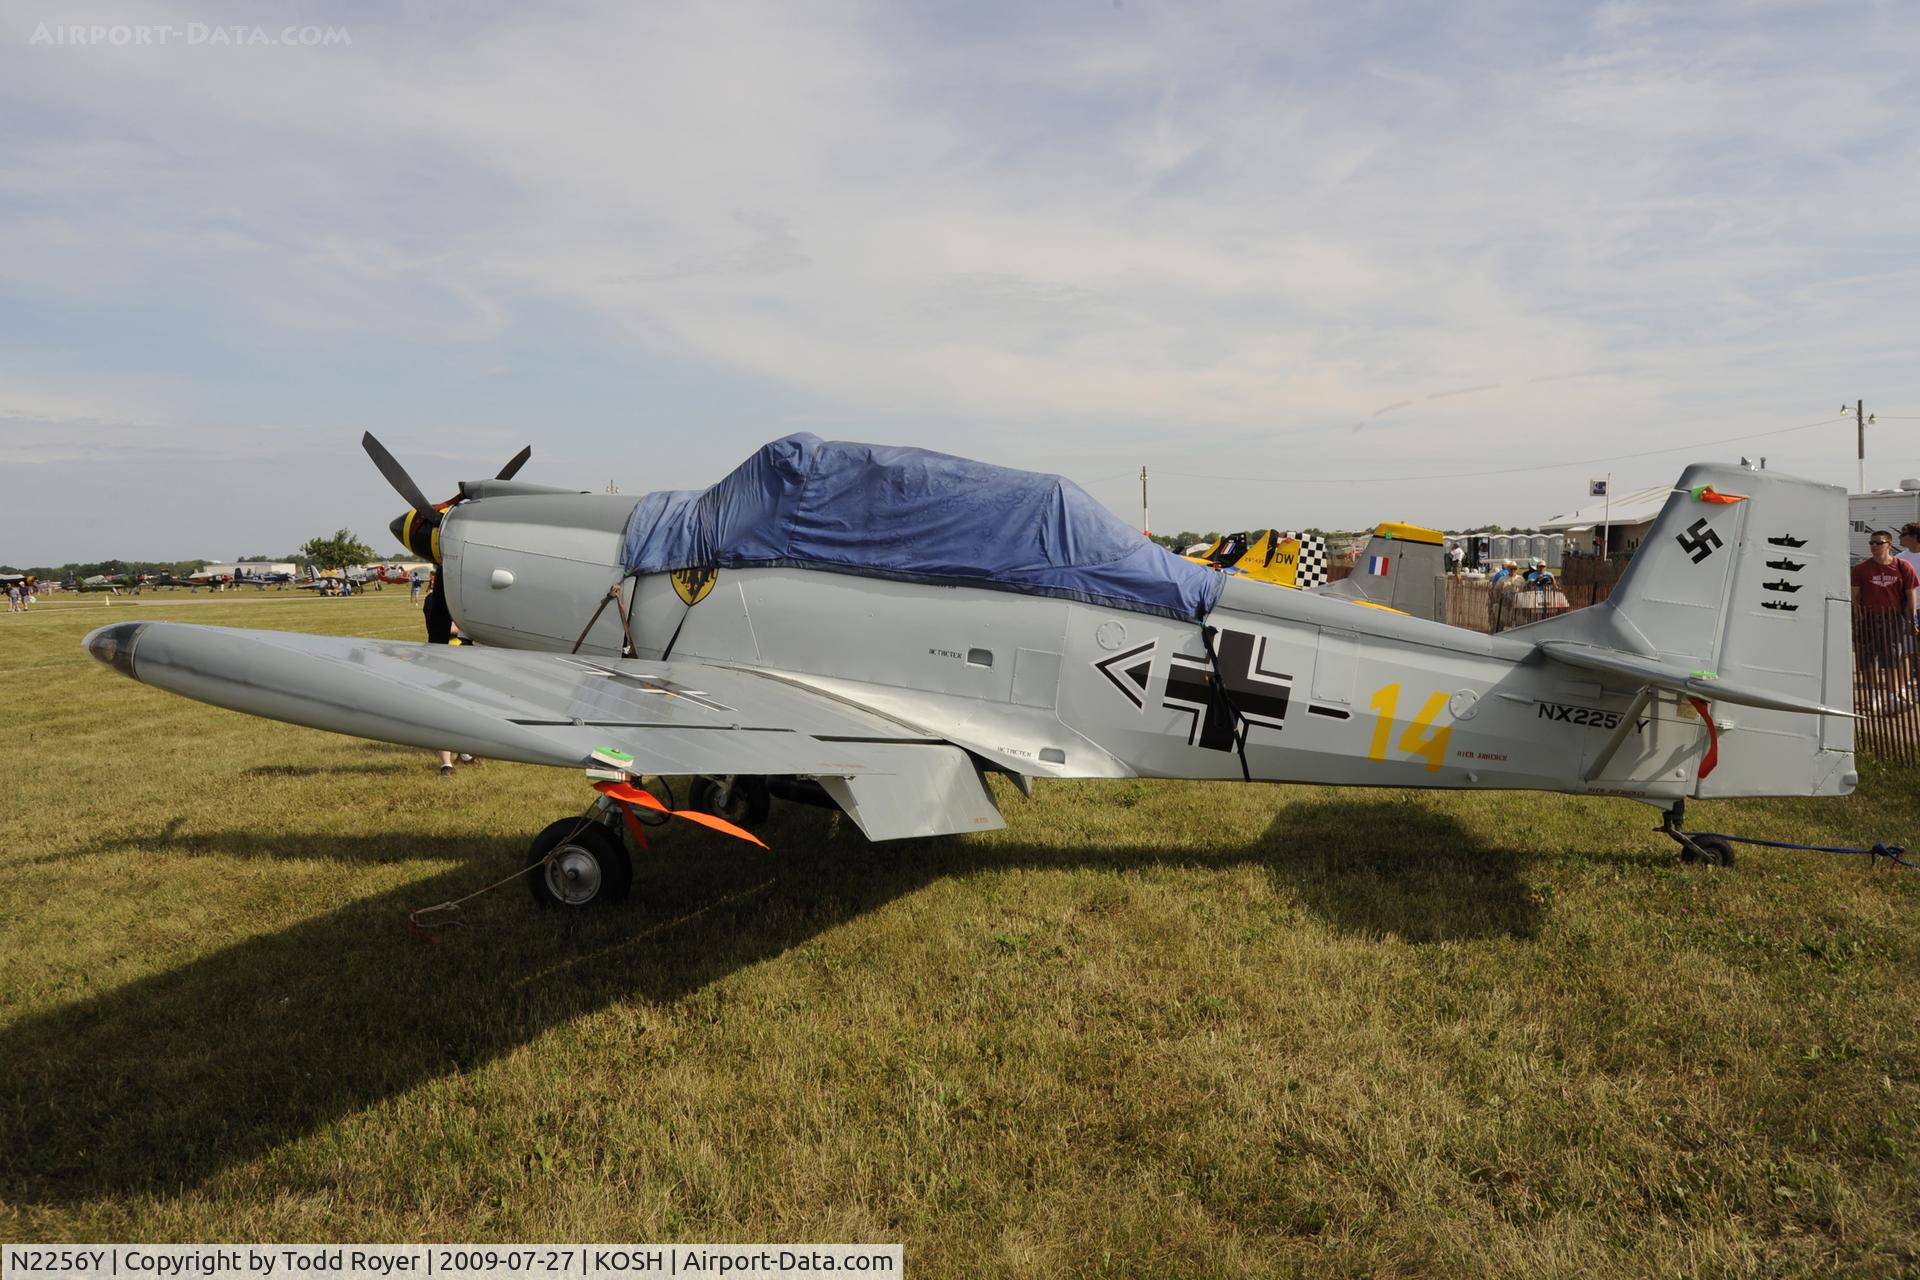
top-left (1365, 683), bottom-right (1452, 773)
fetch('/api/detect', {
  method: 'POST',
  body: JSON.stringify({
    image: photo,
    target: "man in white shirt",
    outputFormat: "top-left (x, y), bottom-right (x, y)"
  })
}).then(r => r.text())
top-left (1900, 525), bottom-right (1920, 685)
top-left (1898, 523), bottom-right (1920, 597)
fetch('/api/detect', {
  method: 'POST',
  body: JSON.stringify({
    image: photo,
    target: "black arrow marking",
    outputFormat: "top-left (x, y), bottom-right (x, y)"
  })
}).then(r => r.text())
top-left (1093, 641), bottom-right (1156, 710)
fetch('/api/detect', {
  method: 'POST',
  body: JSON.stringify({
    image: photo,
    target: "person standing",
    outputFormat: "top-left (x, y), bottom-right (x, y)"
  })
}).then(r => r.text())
top-left (421, 572), bottom-right (481, 774)
top-left (1895, 523), bottom-right (1920, 687)
top-left (423, 572), bottom-right (457, 774)
top-left (1448, 543), bottom-right (1465, 576)
top-left (423, 571), bottom-right (452, 643)
top-left (1897, 523), bottom-right (1920, 591)
top-left (6, 583), bottom-right (18, 613)
top-left (1852, 530), bottom-right (1920, 709)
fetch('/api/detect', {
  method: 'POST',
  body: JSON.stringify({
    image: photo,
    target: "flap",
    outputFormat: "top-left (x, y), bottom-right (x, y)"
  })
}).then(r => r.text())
top-left (818, 744), bottom-right (1006, 841)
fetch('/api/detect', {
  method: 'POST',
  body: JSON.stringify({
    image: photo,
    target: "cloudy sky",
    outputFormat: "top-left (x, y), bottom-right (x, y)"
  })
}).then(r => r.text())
top-left (2, 0), bottom-right (1917, 564)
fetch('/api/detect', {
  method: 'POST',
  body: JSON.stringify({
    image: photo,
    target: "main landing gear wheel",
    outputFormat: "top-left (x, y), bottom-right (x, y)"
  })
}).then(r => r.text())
top-left (1680, 834), bottom-right (1736, 867)
top-left (691, 775), bottom-right (771, 828)
top-left (526, 818), bottom-right (632, 908)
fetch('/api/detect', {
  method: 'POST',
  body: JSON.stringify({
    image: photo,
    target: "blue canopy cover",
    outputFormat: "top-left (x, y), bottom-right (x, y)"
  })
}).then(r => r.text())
top-left (621, 434), bottom-right (1222, 622)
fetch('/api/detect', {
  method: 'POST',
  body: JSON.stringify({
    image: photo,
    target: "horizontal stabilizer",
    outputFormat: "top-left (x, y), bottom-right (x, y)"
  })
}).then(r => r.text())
top-left (1535, 640), bottom-right (1853, 717)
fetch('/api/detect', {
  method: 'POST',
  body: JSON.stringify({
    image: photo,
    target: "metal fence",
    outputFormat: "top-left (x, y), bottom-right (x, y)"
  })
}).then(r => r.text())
top-left (1443, 561), bottom-right (1621, 635)
top-left (1853, 611), bottom-right (1920, 762)
top-left (1438, 563), bottom-right (1919, 762)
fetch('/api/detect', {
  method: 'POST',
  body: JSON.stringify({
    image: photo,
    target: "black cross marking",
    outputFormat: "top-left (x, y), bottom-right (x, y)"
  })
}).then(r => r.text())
top-left (1162, 629), bottom-right (1291, 752)
top-left (1676, 517), bottom-right (1723, 564)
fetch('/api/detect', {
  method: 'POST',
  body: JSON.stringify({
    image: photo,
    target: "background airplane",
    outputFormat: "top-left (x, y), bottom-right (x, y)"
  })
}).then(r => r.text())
top-left (1191, 522), bottom-right (1448, 620)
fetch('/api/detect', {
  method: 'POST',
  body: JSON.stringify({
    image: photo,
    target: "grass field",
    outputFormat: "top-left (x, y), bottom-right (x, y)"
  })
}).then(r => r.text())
top-left (2, 592), bottom-right (1918, 1276)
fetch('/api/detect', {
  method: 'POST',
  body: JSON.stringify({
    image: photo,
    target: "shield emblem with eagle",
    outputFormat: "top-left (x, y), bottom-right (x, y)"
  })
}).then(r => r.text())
top-left (670, 565), bottom-right (718, 607)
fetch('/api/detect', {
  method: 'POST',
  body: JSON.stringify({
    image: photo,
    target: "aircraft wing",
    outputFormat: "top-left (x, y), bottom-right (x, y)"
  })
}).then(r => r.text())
top-left (83, 623), bottom-right (1005, 838)
top-left (1533, 640), bottom-right (1853, 717)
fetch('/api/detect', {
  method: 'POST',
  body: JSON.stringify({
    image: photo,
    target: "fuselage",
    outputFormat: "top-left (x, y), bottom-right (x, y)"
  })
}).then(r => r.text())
top-left (437, 493), bottom-right (1733, 802)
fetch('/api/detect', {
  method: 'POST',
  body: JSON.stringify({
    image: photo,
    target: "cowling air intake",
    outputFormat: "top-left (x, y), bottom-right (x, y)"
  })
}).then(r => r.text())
top-left (362, 432), bottom-right (532, 563)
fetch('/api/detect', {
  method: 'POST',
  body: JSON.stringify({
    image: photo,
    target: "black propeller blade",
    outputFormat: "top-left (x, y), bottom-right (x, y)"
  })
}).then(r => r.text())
top-left (364, 432), bottom-right (536, 562)
top-left (363, 433), bottom-right (536, 518)
top-left (497, 445), bottom-right (532, 481)
top-left (361, 432), bottom-right (441, 525)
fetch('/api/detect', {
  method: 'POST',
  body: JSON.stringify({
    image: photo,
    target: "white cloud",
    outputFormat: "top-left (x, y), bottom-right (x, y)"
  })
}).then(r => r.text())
top-left (2, 0), bottom-right (1918, 557)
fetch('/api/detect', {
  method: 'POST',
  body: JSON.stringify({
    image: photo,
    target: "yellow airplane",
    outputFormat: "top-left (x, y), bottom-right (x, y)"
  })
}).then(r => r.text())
top-left (1187, 521), bottom-right (1448, 619)
top-left (1186, 529), bottom-right (1307, 587)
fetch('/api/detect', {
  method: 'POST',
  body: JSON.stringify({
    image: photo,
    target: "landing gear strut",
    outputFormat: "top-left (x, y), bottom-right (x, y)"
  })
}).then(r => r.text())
top-left (1660, 801), bottom-right (1735, 867)
top-left (691, 775), bottom-right (771, 828)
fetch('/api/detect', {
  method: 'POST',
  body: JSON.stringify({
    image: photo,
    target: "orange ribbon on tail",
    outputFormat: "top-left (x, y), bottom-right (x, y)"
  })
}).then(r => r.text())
top-left (593, 780), bottom-right (770, 849)
top-left (1690, 485), bottom-right (1747, 504)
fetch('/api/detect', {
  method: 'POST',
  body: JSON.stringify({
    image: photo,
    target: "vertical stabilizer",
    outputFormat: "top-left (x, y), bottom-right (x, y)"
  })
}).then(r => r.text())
top-left (1314, 522), bottom-right (1447, 621)
top-left (1518, 465), bottom-right (1854, 797)
top-left (1230, 531), bottom-right (1302, 587)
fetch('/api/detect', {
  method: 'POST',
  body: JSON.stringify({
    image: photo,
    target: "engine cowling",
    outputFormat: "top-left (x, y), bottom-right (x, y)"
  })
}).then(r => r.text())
top-left (439, 493), bottom-right (642, 654)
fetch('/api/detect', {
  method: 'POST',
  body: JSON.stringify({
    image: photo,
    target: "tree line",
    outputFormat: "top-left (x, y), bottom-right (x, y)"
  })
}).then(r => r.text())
top-left (4, 528), bottom-right (383, 579)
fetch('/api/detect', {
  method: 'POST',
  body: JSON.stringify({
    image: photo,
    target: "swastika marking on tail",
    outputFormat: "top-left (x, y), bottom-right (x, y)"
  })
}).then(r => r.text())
top-left (1676, 518), bottom-right (1723, 564)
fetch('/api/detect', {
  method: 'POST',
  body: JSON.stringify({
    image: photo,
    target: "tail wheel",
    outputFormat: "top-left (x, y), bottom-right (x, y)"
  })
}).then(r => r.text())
top-left (1680, 834), bottom-right (1736, 867)
top-left (691, 776), bottom-right (771, 828)
top-left (526, 818), bottom-right (632, 908)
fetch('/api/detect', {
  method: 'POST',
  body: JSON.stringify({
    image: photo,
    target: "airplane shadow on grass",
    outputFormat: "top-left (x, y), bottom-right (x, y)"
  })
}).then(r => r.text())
top-left (242, 762), bottom-right (421, 779)
top-left (31, 820), bottom-right (484, 868)
top-left (0, 798), bottom-right (1541, 1205)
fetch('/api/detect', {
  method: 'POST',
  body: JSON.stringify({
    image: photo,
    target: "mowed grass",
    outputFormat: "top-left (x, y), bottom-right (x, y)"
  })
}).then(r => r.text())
top-left (2, 592), bottom-right (1919, 1276)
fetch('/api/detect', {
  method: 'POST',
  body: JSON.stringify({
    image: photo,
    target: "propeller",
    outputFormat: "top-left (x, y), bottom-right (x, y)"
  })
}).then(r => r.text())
top-left (362, 432), bottom-right (533, 562)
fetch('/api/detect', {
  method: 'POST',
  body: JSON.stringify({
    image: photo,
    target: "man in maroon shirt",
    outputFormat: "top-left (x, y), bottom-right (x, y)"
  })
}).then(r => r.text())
top-left (1852, 531), bottom-right (1920, 701)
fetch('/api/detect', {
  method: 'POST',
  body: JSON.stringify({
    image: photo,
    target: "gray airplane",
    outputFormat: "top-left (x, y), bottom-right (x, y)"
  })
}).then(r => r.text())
top-left (84, 435), bottom-right (1855, 908)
